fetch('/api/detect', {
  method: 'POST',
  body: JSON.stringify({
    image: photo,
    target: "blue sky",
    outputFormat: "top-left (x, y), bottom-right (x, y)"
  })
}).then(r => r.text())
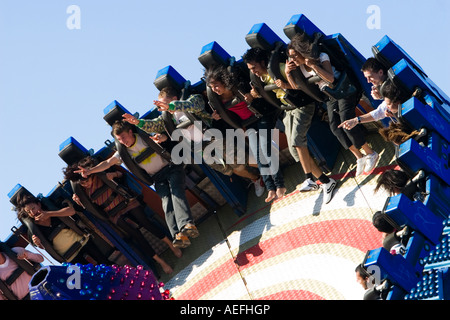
top-left (1, 0), bottom-right (449, 242)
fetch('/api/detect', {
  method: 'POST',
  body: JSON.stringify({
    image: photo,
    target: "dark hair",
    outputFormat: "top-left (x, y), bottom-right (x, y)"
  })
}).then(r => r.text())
top-left (375, 169), bottom-right (409, 195)
top-left (203, 65), bottom-right (236, 90)
top-left (287, 32), bottom-right (319, 60)
top-left (63, 156), bottom-right (99, 182)
top-left (361, 57), bottom-right (387, 74)
top-left (380, 80), bottom-right (408, 103)
top-left (158, 86), bottom-right (179, 100)
top-left (111, 120), bottom-right (135, 136)
top-left (14, 194), bottom-right (40, 220)
top-left (372, 211), bottom-right (395, 233)
top-left (242, 47), bottom-right (269, 67)
top-left (378, 122), bottom-right (420, 145)
top-left (355, 264), bottom-right (369, 279)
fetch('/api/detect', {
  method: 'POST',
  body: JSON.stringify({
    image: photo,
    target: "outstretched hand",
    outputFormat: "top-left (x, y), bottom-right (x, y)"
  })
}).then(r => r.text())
top-left (74, 166), bottom-right (90, 178)
top-left (211, 110), bottom-right (221, 120)
top-left (122, 113), bottom-right (139, 125)
top-left (338, 118), bottom-right (358, 130)
top-left (154, 100), bottom-right (170, 112)
top-left (274, 79), bottom-right (288, 90)
top-left (151, 133), bottom-right (168, 143)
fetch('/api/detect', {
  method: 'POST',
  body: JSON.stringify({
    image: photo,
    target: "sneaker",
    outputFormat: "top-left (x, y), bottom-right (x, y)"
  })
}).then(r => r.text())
top-left (173, 233), bottom-right (191, 248)
top-left (181, 223), bottom-right (199, 239)
top-left (355, 157), bottom-right (366, 177)
top-left (296, 178), bottom-right (319, 192)
top-left (321, 178), bottom-right (336, 204)
top-left (364, 151), bottom-right (379, 173)
top-left (253, 177), bottom-right (265, 197)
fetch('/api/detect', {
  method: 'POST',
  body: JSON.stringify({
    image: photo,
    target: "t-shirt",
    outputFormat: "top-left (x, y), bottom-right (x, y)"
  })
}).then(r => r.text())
top-left (85, 175), bottom-right (124, 213)
top-left (113, 134), bottom-right (169, 175)
top-left (369, 101), bottom-right (399, 123)
top-left (226, 100), bottom-right (254, 120)
top-left (369, 101), bottom-right (388, 121)
top-left (299, 52), bottom-right (340, 90)
top-left (0, 247), bottom-right (43, 300)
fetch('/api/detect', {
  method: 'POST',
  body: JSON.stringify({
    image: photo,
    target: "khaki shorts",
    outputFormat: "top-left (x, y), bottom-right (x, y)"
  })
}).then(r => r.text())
top-left (282, 103), bottom-right (316, 162)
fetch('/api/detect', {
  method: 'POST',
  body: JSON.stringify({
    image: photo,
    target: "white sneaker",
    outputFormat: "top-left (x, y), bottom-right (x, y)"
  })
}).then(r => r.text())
top-left (322, 178), bottom-right (337, 204)
top-left (253, 177), bottom-right (265, 197)
top-left (296, 178), bottom-right (319, 192)
top-left (355, 157), bottom-right (366, 176)
top-left (364, 151), bottom-right (379, 173)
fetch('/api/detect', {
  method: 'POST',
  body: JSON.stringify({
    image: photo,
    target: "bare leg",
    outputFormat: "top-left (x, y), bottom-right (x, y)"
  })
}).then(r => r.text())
top-left (296, 146), bottom-right (323, 179)
top-left (361, 142), bottom-right (375, 155)
top-left (233, 165), bottom-right (259, 180)
top-left (161, 236), bottom-right (182, 258)
top-left (153, 254), bottom-right (173, 274)
top-left (265, 189), bottom-right (277, 203)
top-left (276, 187), bottom-right (286, 199)
top-left (348, 145), bottom-right (364, 159)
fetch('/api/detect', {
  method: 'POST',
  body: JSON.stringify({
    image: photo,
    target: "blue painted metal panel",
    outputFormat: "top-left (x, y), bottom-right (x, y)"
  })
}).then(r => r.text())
top-left (397, 138), bottom-right (450, 186)
top-left (364, 246), bottom-right (418, 292)
top-left (384, 194), bottom-right (444, 245)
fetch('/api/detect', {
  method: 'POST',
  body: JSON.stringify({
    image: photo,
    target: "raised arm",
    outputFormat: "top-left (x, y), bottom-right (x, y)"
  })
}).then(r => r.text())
top-left (12, 247), bottom-right (44, 263)
top-left (122, 113), bottom-right (166, 134)
top-left (75, 156), bottom-right (121, 178)
top-left (34, 206), bottom-right (76, 220)
top-left (283, 59), bottom-right (299, 90)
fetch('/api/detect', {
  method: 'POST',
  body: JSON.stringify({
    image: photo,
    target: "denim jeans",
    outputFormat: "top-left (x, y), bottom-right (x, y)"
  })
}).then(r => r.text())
top-left (248, 115), bottom-right (285, 191)
top-left (153, 164), bottom-right (193, 238)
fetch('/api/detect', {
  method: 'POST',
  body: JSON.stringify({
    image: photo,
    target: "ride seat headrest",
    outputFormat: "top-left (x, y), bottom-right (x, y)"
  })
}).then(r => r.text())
top-left (103, 100), bottom-right (130, 126)
top-left (283, 14), bottom-right (324, 40)
top-left (153, 65), bottom-right (186, 92)
top-left (198, 41), bottom-right (231, 69)
top-left (8, 184), bottom-right (34, 207)
top-left (58, 137), bottom-right (89, 166)
top-left (245, 23), bottom-right (285, 51)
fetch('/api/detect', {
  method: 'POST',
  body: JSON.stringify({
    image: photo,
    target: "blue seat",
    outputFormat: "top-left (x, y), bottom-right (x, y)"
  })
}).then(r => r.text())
top-left (154, 65), bottom-right (187, 93)
top-left (58, 136), bottom-right (91, 166)
top-left (373, 35), bottom-right (450, 123)
top-left (363, 246), bottom-right (419, 294)
top-left (397, 137), bottom-right (450, 186)
top-left (199, 41), bottom-right (232, 69)
top-left (423, 173), bottom-right (450, 219)
top-left (246, 22), bottom-right (285, 51)
top-left (383, 193), bottom-right (444, 246)
top-left (389, 58), bottom-right (450, 124)
top-left (401, 97), bottom-right (450, 143)
top-left (372, 35), bottom-right (426, 77)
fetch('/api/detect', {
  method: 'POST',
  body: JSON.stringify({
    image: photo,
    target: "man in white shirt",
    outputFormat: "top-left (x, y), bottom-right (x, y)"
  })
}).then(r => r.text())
top-left (338, 58), bottom-right (402, 170)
